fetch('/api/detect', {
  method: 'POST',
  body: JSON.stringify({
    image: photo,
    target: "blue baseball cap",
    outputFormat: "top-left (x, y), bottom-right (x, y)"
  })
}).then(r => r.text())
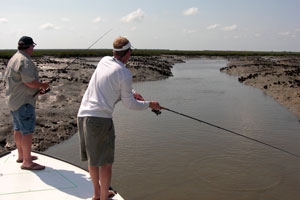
top-left (18, 36), bottom-right (36, 46)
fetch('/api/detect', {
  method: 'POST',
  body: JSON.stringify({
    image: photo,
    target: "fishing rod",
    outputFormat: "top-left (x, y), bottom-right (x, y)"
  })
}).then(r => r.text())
top-left (33, 28), bottom-right (113, 97)
top-left (152, 107), bottom-right (300, 159)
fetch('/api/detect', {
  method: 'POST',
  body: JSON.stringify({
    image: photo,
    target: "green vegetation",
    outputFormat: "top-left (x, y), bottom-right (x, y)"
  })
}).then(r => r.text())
top-left (0, 49), bottom-right (300, 59)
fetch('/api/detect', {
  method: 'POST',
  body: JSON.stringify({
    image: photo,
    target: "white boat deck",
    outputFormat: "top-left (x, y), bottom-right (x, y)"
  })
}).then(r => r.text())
top-left (0, 150), bottom-right (124, 200)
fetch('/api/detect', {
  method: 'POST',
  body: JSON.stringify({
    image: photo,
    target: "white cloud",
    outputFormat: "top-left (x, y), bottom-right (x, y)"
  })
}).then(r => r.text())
top-left (0, 18), bottom-right (8, 23)
top-left (183, 7), bottom-right (198, 16)
top-left (92, 17), bottom-right (102, 23)
top-left (183, 29), bottom-right (196, 34)
top-left (61, 17), bottom-right (70, 22)
top-left (278, 31), bottom-right (290, 36)
top-left (121, 8), bottom-right (145, 23)
top-left (39, 23), bottom-right (60, 30)
top-left (207, 24), bottom-right (220, 30)
top-left (278, 31), bottom-right (296, 38)
top-left (222, 24), bottom-right (237, 31)
top-left (254, 33), bottom-right (262, 37)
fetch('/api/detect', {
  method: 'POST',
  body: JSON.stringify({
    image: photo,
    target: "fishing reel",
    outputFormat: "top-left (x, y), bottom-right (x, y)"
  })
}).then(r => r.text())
top-left (151, 109), bottom-right (162, 116)
top-left (40, 88), bottom-right (51, 95)
top-left (33, 87), bottom-right (51, 97)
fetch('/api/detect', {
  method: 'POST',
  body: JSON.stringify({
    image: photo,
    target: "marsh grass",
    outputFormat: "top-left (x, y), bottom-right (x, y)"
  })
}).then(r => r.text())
top-left (0, 49), bottom-right (299, 59)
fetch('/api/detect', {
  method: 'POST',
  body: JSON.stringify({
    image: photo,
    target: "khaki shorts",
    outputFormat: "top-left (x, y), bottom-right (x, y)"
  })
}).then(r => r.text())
top-left (77, 117), bottom-right (115, 166)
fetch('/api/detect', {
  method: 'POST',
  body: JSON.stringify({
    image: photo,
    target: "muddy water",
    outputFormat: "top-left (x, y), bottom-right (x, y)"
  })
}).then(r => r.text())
top-left (46, 59), bottom-right (300, 200)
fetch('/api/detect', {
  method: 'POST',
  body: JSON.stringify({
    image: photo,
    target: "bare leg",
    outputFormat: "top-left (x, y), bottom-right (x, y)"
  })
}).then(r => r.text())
top-left (100, 163), bottom-right (112, 200)
top-left (89, 164), bottom-right (114, 200)
top-left (21, 133), bottom-right (34, 166)
top-left (14, 130), bottom-right (23, 160)
top-left (89, 165), bottom-right (101, 199)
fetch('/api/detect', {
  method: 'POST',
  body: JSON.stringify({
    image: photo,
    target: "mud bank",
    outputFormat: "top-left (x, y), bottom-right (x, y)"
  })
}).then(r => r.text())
top-left (0, 55), bottom-right (184, 154)
top-left (1, 55), bottom-right (299, 155)
top-left (221, 56), bottom-right (300, 119)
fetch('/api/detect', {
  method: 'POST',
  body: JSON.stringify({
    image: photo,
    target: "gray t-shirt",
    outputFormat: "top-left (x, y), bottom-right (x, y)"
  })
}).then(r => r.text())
top-left (5, 50), bottom-right (39, 111)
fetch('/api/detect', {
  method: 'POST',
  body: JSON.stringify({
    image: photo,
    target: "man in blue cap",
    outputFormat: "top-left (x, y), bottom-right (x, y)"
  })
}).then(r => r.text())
top-left (5, 36), bottom-right (49, 170)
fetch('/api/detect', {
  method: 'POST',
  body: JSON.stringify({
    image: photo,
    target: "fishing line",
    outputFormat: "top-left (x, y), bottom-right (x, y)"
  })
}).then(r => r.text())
top-left (152, 107), bottom-right (300, 159)
top-left (33, 28), bottom-right (113, 97)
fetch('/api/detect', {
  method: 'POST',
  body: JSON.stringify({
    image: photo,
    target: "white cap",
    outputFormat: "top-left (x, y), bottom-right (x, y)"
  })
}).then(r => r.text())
top-left (113, 42), bottom-right (133, 51)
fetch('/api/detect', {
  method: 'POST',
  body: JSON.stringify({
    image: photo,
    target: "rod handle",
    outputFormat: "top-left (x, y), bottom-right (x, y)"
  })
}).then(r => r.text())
top-left (33, 88), bottom-right (51, 97)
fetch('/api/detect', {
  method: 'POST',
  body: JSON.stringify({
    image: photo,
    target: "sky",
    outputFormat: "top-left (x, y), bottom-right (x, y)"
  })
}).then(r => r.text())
top-left (1, 0), bottom-right (300, 51)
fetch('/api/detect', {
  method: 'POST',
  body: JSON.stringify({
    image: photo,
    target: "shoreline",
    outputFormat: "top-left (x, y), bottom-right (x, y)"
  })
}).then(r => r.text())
top-left (1, 55), bottom-right (299, 154)
top-left (220, 56), bottom-right (300, 120)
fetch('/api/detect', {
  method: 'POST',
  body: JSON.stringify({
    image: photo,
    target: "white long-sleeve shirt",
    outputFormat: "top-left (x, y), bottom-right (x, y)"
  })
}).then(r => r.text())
top-left (77, 56), bottom-right (150, 118)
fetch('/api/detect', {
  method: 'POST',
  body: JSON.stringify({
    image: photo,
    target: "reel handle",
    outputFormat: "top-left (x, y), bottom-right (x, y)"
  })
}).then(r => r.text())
top-left (42, 88), bottom-right (51, 94)
top-left (151, 109), bottom-right (162, 116)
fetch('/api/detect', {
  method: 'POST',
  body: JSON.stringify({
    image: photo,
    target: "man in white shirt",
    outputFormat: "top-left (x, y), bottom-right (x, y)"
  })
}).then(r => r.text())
top-left (77, 36), bottom-right (161, 200)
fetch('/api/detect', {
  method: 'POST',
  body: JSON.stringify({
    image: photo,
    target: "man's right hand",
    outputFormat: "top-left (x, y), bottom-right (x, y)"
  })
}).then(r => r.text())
top-left (149, 101), bottom-right (161, 110)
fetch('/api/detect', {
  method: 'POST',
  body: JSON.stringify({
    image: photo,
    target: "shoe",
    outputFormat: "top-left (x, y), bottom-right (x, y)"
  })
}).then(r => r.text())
top-left (16, 155), bottom-right (38, 163)
top-left (21, 163), bottom-right (45, 170)
top-left (108, 190), bottom-right (116, 198)
top-left (91, 190), bottom-right (116, 200)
